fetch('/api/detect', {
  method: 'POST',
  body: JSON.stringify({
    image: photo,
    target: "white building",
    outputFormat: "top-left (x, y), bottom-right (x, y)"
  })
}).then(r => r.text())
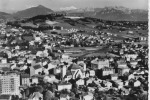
top-left (0, 73), bottom-right (20, 95)
top-left (91, 59), bottom-right (109, 69)
top-left (30, 64), bottom-right (43, 76)
top-left (57, 82), bottom-right (72, 91)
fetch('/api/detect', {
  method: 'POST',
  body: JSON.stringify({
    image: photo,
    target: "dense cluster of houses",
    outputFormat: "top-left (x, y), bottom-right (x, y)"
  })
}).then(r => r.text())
top-left (0, 20), bottom-right (148, 100)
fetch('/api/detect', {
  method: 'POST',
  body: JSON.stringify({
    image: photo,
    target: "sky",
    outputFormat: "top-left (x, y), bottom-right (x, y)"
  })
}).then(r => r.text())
top-left (0, 0), bottom-right (148, 13)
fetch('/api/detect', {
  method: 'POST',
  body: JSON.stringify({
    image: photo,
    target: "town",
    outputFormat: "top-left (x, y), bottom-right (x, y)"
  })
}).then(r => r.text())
top-left (0, 3), bottom-right (148, 100)
top-left (0, 14), bottom-right (148, 100)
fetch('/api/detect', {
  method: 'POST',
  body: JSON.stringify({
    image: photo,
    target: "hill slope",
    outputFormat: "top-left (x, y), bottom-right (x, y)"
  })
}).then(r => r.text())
top-left (0, 12), bottom-right (12, 19)
top-left (13, 5), bottom-right (54, 18)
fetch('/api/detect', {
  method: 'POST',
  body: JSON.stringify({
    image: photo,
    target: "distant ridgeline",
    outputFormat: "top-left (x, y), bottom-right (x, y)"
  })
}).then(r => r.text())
top-left (6, 14), bottom-right (65, 31)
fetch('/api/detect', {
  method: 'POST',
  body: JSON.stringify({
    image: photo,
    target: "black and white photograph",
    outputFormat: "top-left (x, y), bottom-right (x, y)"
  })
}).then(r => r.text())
top-left (0, 0), bottom-right (149, 100)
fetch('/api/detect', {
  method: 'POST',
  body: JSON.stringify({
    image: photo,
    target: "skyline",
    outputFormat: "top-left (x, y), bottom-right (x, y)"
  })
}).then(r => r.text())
top-left (0, 0), bottom-right (148, 13)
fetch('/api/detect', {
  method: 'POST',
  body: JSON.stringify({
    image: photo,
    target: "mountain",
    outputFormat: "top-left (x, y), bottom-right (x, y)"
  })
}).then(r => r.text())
top-left (13, 5), bottom-right (54, 18)
top-left (94, 7), bottom-right (148, 21)
top-left (0, 12), bottom-right (13, 20)
top-left (64, 6), bottom-right (148, 21)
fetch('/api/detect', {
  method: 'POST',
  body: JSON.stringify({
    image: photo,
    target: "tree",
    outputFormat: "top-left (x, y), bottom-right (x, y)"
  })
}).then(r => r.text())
top-left (25, 88), bottom-right (30, 97)
top-left (35, 85), bottom-right (44, 93)
top-left (44, 90), bottom-right (55, 100)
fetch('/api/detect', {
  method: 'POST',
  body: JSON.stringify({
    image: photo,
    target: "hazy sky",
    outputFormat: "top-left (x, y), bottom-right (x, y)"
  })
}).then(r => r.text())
top-left (0, 0), bottom-right (148, 13)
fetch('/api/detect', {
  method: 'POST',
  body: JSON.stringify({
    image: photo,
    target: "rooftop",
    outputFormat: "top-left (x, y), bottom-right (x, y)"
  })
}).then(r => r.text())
top-left (21, 74), bottom-right (30, 78)
top-left (0, 95), bottom-right (11, 99)
top-left (33, 64), bottom-right (42, 70)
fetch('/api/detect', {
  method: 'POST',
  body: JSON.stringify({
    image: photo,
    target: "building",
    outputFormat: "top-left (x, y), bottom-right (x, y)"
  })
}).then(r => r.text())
top-left (0, 63), bottom-right (10, 68)
top-left (89, 70), bottom-right (95, 77)
top-left (140, 36), bottom-right (148, 41)
top-left (70, 64), bottom-right (85, 79)
top-left (111, 74), bottom-right (118, 80)
top-left (30, 64), bottom-right (43, 76)
top-left (30, 76), bottom-right (39, 84)
top-left (57, 82), bottom-right (72, 91)
top-left (101, 67), bottom-right (115, 76)
top-left (0, 95), bottom-right (12, 100)
top-left (117, 60), bottom-right (130, 76)
top-left (91, 59), bottom-right (109, 70)
top-left (83, 93), bottom-right (94, 100)
top-left (20, 74), bottom-right (30, 86)
top-left (0, 73), bottom-right (20, 95)
top-left (125, 54), bottom-right (138, 60)
top-left (76, 79), bottom-right (85, 86)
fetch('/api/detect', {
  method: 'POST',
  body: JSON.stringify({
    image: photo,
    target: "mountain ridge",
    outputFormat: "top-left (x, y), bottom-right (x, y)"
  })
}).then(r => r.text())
top-left (0, 5), bottom-right (148, 21)
top-left (12, 5), bottom-right (54, 18)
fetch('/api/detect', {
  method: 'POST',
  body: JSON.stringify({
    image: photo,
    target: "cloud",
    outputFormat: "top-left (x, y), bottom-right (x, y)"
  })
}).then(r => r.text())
top-left (25, 5), bottom-right (37, 9)
top-left (60, 6), bottom-right (77, 11)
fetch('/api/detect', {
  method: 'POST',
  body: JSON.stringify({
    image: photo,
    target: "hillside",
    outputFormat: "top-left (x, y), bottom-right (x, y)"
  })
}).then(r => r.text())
top-left (13, 5), bottom-right (54, 18)
top-left (0, 12), bottom-right (13, 20)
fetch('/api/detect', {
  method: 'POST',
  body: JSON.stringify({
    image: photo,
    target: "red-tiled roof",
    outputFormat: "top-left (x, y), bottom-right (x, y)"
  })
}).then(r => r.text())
top-left (0, 95), bottom-right (11, 99)
top-left (71, 64), bottom-right (81, 70)
top-left (33, 64), bottom-right (42, 70)
top-left (21, 74), bottom-right (30, 78)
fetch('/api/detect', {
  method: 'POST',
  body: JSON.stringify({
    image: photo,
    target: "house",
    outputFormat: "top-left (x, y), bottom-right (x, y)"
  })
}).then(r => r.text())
top-left (30, 64), bottom-right (43, 76)
top-left (83, 93), bottom-right (94, 100)
top-left (104, 81), bottom-right (112, 89)
top-left (128, 74), bottom-right (135, 80)
top-left (88, 87), bottom-right (96, 92)
top-left (117, 60), bottom-right (130, 76)
top-left (43, 75), bottom-right (58, 83)
top-left (91, 59), bottom-right (109, 70)
top-left (60, 94), bottom-right (70, 100)
top-left (140, 36), bottom-right (147, 41)
top-left (130, 60), bottom-right (138, 68)
top-left (57, 82), bottom-right (72, 91)
top-left (0, 63), bottom-right (10, 68)
top-left (48, 61), bottom-right (59, 70)
top-left (35, 36), bottom-right (42, 42)
top-left (78, 61), bottom-right (86, 71)
top-left (111, 74), bottom-right (118, 80)
top-left (62, 54), bottom-right (69, 59)
top-left (54, 67), bottom-right (61, 74)
top-left (118, 67), bottom-right (130, 76)
top-left (31, 76), bottom-right (39, 84)
top-left (86, 79), bottom-right (94, 85)
top-left (36, 51), bottom-right (44, 57)
top-left (76, 79), bottom-right (85, 86)
top-left (134, 80), bottom-right (141, 87)
top-left (70, 64), bottom-right (85, 79)
top-left (1, 58), bottom-right (7, 63)
top-left (64, 71), bottom-right (72, 81)
top-left (117, 60), bottom-right (127, 68)
top-left (101, 67), bottom-right (115, 76)
top-left (89, 70), bottom-right (95, 77)
top-left (85, 71), bottom-right (90, 78)
top-left (125, 54), bottom-right (138, 60)
top-left (114, 80), bottom-right (123, 89)
top-left (20, 74), bottom-right (30, 86)
top-left (124, 81), bottom-right (129, 86)
top-left (0, 95), bottom-right (12, 100)
top-left (121, 88), bottom-right (130, 95)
